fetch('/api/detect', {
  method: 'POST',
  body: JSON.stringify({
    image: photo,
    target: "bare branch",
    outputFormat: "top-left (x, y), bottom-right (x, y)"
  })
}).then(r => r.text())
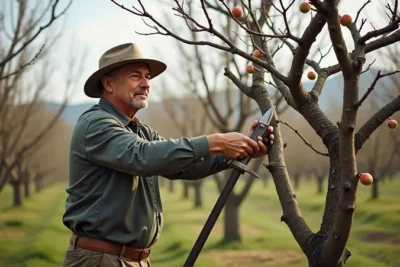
top-left (0, 44), bottom-right (44, 81)
top-left (358, 17), bottom-right (400, 44)
top-left (0, 0), bottom-right (73, 68)
top-left (277, 119), bottom-right (329, 156)
top-left (355, 95), bottom-right (400, 151)
top-left (354, 0), bottom-right (372, 25)
top-left (354, 70), bottom-right (400, 108)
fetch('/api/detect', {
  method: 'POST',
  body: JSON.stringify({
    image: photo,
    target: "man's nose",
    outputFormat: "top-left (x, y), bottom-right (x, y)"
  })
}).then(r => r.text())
top-left (140, 77), bottom-right (150, 89)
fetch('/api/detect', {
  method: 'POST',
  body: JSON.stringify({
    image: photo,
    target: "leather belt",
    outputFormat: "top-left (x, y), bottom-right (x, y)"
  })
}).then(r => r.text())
top-left (70, 234), bottom-right (151, 261)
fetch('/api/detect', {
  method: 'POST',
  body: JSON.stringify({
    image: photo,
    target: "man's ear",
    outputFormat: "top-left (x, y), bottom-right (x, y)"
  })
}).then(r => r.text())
top-left (101, 75), bottom-right (114, 93)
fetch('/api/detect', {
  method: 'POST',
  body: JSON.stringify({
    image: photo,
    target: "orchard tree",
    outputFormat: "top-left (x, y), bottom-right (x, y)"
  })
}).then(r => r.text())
top-left (280, 109), bottom-right (329, 190)
top-left (112, 0), bottom-right (400, 266)
top-left (150, 0), bottom-right (288, 242)
top-left (0, 0), bottom-right (86, 197)
top-left (356, 99), bottom-right (398, 199)
top-left (161, 93), bottom-right (215, 207)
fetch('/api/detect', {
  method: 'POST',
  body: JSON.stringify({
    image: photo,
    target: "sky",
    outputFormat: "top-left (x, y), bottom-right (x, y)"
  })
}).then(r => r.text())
top-left (30, 0), bottom-right (392, 105)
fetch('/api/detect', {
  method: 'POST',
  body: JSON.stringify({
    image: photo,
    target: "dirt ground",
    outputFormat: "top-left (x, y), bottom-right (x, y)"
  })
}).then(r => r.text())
top-left (204, 249), bottom-right (303, 266)
top-left (360, 231), bottom-right (400, 245)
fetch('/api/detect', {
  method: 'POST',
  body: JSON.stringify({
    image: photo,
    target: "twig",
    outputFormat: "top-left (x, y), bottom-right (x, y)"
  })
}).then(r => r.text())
top-left (317, 46), bottom-right (333, 64)
top-left (354, 0), bottom-right (372, 24)
top-left (359, 18), bottom-right (368, 33)
top-left (219, 0), bottom-right (302, 43)
top-left (0, 0), bottom-right (72, 68)
top-left (360, 59), bottom-right (376, 74)
top-left (359, 17), bottom-right (400, 44)
top-left (276, 120), bottom-right (329, 156)
top-left (0, 45), bottom-right (44, 81)
top-left (354, 70), bottom-right (400, 108)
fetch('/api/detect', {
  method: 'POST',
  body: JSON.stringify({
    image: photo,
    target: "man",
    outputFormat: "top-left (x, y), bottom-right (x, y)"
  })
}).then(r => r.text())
top-left (62, 43), bottom-right (274, 267)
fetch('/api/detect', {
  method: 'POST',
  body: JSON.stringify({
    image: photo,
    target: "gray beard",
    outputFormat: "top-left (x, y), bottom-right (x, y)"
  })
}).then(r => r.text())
top-left (131, 98), bottom-right (148, 109)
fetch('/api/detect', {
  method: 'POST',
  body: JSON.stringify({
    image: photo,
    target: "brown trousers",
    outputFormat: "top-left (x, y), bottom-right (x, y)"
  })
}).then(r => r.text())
top-left (62, 243), bottom-right (152, 267)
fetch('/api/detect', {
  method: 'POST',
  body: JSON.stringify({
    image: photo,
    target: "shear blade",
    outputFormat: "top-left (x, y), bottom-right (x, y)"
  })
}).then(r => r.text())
top-left (228, 159), bottom-right (259, 178)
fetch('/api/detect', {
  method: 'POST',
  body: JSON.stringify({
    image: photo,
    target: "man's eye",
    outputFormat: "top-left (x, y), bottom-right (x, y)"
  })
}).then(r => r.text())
top-left (146, 76), bottom-right (151, 80)
top-left (131, 74), bottom-right (140, 78)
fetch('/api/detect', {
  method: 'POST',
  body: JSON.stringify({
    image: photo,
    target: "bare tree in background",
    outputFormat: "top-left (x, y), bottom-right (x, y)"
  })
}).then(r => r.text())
top-left (280, 110), bottom-right (329, 190)
top-left (112, 0), bottom-right (400, 265)
top-left (151, 0), bottom-right (288, 242)
top-left (0, 0), bottom-right (86, 201)
top-left (161, 93), bottom-right (215, 207)
top-left (356, 100), bottom-right (398, 199)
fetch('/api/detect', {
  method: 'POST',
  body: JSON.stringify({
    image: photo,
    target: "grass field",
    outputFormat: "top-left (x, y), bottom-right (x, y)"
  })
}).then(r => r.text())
top-left (0, 177), bottom-right (399, 267)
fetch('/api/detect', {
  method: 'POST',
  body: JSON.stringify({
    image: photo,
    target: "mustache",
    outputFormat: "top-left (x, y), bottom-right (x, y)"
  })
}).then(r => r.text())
top-left (133, 90), bottom-right (148, 96)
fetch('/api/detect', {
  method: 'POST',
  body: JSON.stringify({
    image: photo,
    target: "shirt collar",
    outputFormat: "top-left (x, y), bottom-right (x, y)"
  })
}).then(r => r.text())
top-left (98, 98), bottom-right (142, 127)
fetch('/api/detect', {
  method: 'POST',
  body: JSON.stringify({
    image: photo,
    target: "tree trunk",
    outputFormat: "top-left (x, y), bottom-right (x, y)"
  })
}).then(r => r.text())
top-left (183, 181), bottom-right (189, 199)
top-left (223, 200), bottom-right (241, 242)
top-left (193, 182), bottom-right (202, 208)
top-left (12, 181), bottom-right (22, 207)
top-left (371, 177), bottom-right (379, 199)
top-left (169, 180), bottom-right (174, 193)
top-left (24, 179), bottom-right (30, 198)
top-left (317, 177), bottom-right (324, 194)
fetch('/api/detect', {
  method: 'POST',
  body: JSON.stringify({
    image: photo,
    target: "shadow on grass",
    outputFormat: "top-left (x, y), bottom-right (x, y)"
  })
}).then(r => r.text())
top-left (160, 240), bottom-right (184, 253)
top-left (151, 241), bottom-right (188, 265)
top-left (204, 239), bottom-right (243, 251)
top-left (2, 219), bottom-right (23, 227)
top-left (4, 251), bottom-right (60, 266)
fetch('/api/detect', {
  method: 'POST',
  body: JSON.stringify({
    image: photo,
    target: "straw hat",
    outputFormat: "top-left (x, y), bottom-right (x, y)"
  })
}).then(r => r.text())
top-left (84, 43), bottom-right (167, 98)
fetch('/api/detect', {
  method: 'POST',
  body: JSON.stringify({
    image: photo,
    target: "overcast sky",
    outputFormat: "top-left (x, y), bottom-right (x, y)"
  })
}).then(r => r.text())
top-left (41, 0), bottom-right (390, 105)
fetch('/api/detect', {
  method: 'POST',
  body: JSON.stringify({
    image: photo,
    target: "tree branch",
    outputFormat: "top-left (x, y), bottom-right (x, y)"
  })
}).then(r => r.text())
top-left (277, 119), bottom-right (329, 156)
top-left (288, 13), bottom-right (326, 106)
top-left (0, 0), bottom-right (73, 68)
top-left (355, 95), bottom-right (400, 151)
top-left (354, 70), bottom-right (400, 108)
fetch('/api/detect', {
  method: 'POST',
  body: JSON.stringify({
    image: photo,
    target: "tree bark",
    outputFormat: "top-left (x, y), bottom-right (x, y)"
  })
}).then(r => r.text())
top-left (317, 176), bottom-right (324, 194)
top-left (24, 179), bottom-right (30, 198)
top-left (11, 181), bottom-right (22, 206)
top-left (223, 199), bottom-right (241, 242)
top-left (193, 182), bottom-right (202, 208)
top-left (371, 177), bottom-right (379, 199)
top-left (183, 181), bottom-right (190, 199)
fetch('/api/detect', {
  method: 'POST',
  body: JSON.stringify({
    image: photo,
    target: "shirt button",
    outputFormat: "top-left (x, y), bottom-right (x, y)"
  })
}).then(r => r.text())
top-left (200, 157), bottom-right (204, 162)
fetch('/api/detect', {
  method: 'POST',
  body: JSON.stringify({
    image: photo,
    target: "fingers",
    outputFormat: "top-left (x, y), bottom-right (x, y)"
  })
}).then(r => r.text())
top-left (245, 136), bottom-right (260, 153)
top-left (257, 136), bottom-right (267, 154)
top-left (247, 120), bottom-right (259, 136)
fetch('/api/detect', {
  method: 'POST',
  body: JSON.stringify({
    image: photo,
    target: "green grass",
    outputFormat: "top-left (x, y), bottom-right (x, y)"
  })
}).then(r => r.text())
top-left (0, 178), bottom-right (399, 266)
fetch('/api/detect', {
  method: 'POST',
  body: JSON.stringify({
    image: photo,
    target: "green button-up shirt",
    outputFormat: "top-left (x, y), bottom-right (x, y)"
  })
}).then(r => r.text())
top-left (62, 98), bottom-right (231, 248)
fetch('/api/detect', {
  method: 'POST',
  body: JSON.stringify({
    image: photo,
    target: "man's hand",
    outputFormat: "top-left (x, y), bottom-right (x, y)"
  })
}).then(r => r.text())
top-left (206, 120), bottom-right (274, 160)
top-left (246, 120), bottom-right (274, 159)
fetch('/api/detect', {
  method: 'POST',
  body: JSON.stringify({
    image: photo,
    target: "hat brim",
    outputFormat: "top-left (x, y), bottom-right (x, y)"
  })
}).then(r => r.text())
top-left (84, 58), bottom-right (167, 98)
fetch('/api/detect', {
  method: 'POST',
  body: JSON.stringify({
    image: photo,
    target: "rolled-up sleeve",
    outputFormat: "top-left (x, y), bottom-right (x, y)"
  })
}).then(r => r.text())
top-left (84, 116), bottom-right (212, 176)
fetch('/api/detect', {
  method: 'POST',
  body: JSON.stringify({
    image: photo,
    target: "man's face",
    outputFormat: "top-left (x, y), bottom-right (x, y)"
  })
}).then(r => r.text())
top-left (104, 62), bottom-right (151, 110)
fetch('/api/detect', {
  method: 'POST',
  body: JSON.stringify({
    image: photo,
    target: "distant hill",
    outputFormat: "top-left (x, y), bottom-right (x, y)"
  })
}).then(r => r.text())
top-left (45, 68), bottom-right (393, 126)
